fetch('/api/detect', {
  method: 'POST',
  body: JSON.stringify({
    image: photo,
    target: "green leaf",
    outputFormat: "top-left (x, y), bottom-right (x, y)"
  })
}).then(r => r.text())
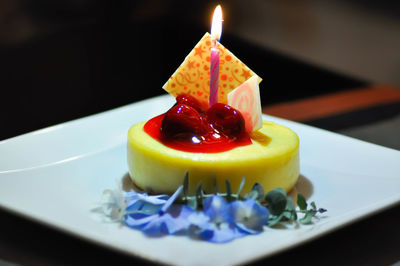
top-left (286, 197), bottom-right (297, 221)
top-left (248, 190), bottom-right (258, 200)
top-left (283, 211), bottom-right (292, 220)
top-left (291, 211), bottom-right (298, 221)
top-left (268, 213), bottom-right (285, 227)
top-left (250, 183), bottom-right (264, 202)
top-left (226, 180), bottom-right (232, 202)
top-left (265, 189), bottom-right (287, 216)
top-left (187, 197), bottom-right (197, 210)
top-left (237, 177), bottom-right (246, 196)
top-left (274, 187), bottom-right (287, 196)
top-left (310, 201), bottom-right (317, 211)
top-left (212, 174), bottom-right (217, 194)
top-left (297, 193), bottom-right (307, 211)
top-left (286, 197), bottom-right (295, 211)
top-left (183, 171), bottom-right (189, 202)
top-left (299, 211), bottom-right (314, 224)
top-left (195, 182), bottom-right (203, 208)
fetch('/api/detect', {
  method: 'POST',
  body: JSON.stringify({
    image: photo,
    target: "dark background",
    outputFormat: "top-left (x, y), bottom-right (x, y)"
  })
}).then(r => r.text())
top-left (0, 0), bottom-right (365, 141)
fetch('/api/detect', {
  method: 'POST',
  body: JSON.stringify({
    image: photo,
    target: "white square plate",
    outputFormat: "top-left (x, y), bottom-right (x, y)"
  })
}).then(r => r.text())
top-left (0, 95), bottom-right (399, 265)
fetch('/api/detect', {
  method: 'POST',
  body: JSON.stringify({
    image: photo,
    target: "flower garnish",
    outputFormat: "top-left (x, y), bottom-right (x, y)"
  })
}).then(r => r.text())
top-left (97, 175), bottom-right (326, 243)
top-left (195, 196), bottom-right (244, 243)
top-left (125, 190), bottom-right (168, 216)
top-left (125, 186), bottom-right (195, 235)
top-left (229, 199), bottom-right (269, 234)
top-left (203, 196), bottom-right (232, 226)
top-left (97, 184), bottom-right (128, 222)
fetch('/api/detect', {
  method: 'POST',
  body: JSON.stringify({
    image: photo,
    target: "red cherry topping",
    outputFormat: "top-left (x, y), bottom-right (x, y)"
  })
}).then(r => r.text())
top-left (145, 99), bottom-right (251, 153)
top-left (175, 94), bottom-right (207, 113)
top-left (161, 104), bottom-right (208, 140)
top-left (206, 103), bottom-right (246, 137)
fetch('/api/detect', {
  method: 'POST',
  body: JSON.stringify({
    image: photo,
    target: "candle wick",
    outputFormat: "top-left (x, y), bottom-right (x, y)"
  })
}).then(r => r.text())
top-left (211, 36), bottom-right (217, 48)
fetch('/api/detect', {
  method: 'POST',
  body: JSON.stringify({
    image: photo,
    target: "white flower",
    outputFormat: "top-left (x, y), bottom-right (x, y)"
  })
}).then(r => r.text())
top-left (99, 186), bottom-right (128, 222)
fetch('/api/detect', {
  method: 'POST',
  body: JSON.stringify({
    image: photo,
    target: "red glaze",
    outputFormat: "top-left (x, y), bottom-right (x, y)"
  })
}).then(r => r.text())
top-left (144, 95), bottom-right (252, 153)
top-left (175, 94), bottom-right (207, 113)
top-left (207, 103), bottom-right (245, 137)
top-left (161, 104), bottom-right (208, 140)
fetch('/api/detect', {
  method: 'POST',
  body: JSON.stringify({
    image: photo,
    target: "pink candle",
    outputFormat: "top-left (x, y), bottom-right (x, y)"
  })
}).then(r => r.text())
top-left (209, 46), bottom-right (220, 106)
top-left (209, 5), bottom-right (223, 107)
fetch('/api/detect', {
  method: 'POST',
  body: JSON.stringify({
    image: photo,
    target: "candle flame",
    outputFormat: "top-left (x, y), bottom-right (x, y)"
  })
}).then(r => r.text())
top-left (211, 5), bottom-right (223, 43)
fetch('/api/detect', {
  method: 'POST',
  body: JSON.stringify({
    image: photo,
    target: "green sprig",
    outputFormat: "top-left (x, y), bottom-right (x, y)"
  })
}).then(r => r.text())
top-left (176, 173), bottom-right (243, 207)
top-left (265, 188), bottom-right (327, 226)
top-left (177, 173), bottom-right (326, 226)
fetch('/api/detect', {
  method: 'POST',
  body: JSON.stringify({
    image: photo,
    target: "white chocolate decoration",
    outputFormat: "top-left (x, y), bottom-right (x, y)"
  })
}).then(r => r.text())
top-left (163, 32), bottom-right (262, 104)
top-left (227, 75), bottom-right (262, 133)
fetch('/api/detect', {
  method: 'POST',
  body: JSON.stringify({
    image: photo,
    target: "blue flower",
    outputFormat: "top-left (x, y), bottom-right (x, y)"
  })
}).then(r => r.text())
top-left (197, 221), bottom-right (245, 243)
top-left (191, 196), bottom-right (269, 242)
top-left (125, 191), bottom-right (168, 205)
top-left (125, 186), bottom-right (194, 235)
top-left (229, 199), bottom-right (269, 234)
top-left (203, 196), bottom-right (232, 226)
top-left (140, 205), bottom-right (194, 235)
top-left (194, 196), bottom-right (246, 243)
top-left (125, 190), bottom-right (168, 216)
top-left (108, 183), bottom-right (270, 243)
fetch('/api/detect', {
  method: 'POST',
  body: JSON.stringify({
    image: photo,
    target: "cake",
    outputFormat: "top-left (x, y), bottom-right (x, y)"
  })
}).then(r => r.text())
top-left (127, 95), bottom-right (299, 195)
top-left (126, 31), bottom-right (299, 195)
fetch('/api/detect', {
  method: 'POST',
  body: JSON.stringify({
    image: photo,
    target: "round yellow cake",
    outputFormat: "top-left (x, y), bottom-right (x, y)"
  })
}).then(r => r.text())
top-left (127, 121), bottom-right (299, 195)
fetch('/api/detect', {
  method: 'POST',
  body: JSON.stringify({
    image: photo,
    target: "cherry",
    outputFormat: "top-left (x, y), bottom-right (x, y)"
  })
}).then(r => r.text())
top-left (175, 94), bottom-right (207, 113)
top-left (161, 104), bottom-right (209, 140)
top-left (206, 103), bottom-right (245, 137)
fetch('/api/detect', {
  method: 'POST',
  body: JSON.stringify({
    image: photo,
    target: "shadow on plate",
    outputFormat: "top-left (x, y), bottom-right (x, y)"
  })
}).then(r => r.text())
top-left (122, 172), bottom-right (143, 192)
top-left (288, 174), bottom-right (314, 200)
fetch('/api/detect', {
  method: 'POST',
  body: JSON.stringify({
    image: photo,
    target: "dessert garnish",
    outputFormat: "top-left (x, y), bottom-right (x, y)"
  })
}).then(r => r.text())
top-left (162, 32), bottom-right (262, 105)
top-left (228, 75), bottom-right (263, 133)
top-left (97, 176), bottom-right (326, 243)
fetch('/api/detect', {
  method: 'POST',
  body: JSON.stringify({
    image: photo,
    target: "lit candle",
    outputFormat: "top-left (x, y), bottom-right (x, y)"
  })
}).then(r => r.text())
top-left (209, 5), bottom-right (223, 107)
